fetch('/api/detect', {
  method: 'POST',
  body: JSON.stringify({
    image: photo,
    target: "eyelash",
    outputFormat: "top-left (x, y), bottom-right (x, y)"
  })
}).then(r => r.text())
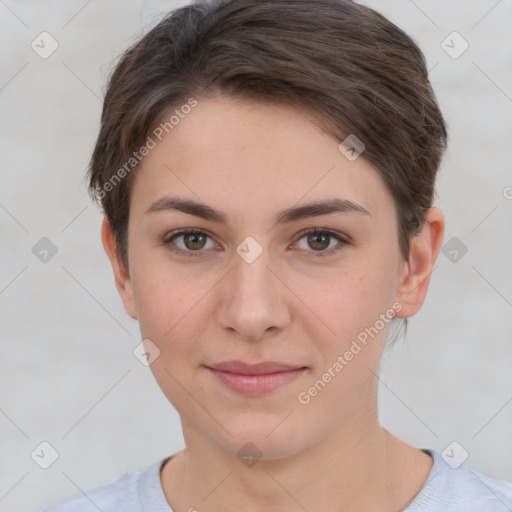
top-left (163, 228), bottom-right (350, 258)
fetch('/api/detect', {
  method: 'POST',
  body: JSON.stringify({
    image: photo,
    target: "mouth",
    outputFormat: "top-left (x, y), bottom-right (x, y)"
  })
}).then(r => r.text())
top-left (204, 360), bottom-right (308, 395)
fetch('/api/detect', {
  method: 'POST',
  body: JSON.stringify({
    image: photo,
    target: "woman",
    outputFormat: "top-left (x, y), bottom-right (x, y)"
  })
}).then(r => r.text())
top-left (44, 0), bottom-right (512, 510)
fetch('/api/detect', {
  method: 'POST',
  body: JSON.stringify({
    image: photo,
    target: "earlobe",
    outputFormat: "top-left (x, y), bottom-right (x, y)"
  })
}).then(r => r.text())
top-left (100, 218), bottom-right (138, 320)
top-left (395, 207), bottom-right (445, 319)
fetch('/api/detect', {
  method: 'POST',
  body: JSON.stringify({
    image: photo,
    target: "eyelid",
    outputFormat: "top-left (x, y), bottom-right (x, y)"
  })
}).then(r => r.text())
top-left (163, 228), bottom-right (350, 257)
top-left (291, 228), bottom-right (350, 256)
top-left (293, 227), bottom-right (350, 245)
top-left (162, 228), bottom-right (216, 245)
top-left (163, 228), bottom-right (220, 257)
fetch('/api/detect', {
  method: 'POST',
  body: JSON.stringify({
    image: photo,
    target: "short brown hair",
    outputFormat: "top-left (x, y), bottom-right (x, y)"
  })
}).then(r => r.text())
top-left (89, 0), bottom-right (447, 276)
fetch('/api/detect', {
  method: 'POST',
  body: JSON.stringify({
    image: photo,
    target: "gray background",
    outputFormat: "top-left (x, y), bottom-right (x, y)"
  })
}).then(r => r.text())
top-left (1, 1), bottom-right (511, 511)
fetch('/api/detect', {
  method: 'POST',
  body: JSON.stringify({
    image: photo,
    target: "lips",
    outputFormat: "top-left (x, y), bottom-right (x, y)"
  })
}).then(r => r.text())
top-left (205, 360), bottom-right (308, 395)
top-left (206, 360), bottom-right (306, 375)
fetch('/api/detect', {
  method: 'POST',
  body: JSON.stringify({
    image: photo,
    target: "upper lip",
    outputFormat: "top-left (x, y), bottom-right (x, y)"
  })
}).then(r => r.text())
top-left (206, 360), bottom-right (306, 375)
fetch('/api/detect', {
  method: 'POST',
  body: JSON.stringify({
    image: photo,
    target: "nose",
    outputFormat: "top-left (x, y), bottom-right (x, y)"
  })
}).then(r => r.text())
top-left (216, 246), bottom-right (291, 341)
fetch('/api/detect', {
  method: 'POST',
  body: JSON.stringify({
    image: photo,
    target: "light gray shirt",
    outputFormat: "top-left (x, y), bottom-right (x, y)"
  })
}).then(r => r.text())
top-left (43, 449), bottom-right (512, 511)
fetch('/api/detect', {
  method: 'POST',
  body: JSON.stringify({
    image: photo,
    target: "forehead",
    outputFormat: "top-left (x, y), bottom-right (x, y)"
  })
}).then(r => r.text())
top-left (131, 95), bottom-right (394, 223)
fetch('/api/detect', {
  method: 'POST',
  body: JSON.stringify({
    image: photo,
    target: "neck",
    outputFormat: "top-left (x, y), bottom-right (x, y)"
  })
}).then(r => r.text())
top-left (161, 407), bottom-right (432, 512)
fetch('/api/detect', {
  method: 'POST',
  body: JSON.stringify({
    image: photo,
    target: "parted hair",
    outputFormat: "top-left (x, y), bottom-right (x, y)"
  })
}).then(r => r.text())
top-left (88, 0), bottom-right (447, 281)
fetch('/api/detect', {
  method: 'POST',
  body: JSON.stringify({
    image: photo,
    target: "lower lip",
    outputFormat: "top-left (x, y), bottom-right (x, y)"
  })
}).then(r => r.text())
top-left (206, 367), bottom-right (307, 395)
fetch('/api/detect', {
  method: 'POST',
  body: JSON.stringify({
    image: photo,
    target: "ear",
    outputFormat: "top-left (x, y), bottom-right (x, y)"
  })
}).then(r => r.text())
top-left (101, 217), bottom-right (138, 320)
top-left (394, 207), bottom-right (445, 318)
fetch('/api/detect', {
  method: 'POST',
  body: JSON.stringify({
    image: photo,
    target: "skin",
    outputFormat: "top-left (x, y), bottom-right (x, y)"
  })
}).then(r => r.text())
top-left (102, 95), bottom-right (445, 511)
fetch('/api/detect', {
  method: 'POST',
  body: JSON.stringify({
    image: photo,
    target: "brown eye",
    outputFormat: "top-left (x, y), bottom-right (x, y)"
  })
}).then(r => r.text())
top-left (294, 229), bottom-right (349, 256)
top-left (182, 232), bottom-right (207, 250)
top-left (164, 230), bottom-right (217, 257)
top-left (307, 232), bottom-right (331, 251)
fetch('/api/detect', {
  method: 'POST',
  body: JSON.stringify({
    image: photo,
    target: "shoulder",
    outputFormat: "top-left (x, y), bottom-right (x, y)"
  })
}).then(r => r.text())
top-left (406, 449), bottom-right (512, 512)
top-left (42, 457), bottom-right (168, 512)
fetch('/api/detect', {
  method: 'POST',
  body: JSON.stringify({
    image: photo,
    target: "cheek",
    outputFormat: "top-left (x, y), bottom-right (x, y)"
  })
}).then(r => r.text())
top-left (135, 281), bottom-right (197, 348)
top-left (130, 255), bottom-right (213, 365)
top-left (129, 242), bottom-right (187, 329)
top-left (293, 270), bottom-right (391, 418)
top-left (304, 261), bottom-right (397, 388)
top-left (133, 268), bottom-right (208, 410)
top-left (313, 265), bottom-right (391, 334)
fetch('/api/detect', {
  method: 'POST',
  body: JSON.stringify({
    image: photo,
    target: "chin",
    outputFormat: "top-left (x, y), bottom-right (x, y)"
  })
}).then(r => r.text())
top-left (213, 420), bottom-right (312, 462)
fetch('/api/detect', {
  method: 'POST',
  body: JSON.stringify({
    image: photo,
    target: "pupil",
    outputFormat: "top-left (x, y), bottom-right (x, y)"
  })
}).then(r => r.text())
top-left (185, 233), bottom-right (205, 250)
top-left (309, 233), bottom-right (329, 250)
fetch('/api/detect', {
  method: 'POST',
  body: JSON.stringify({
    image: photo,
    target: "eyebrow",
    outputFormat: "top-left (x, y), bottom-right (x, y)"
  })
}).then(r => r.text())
top-left (145, 196), bottom-right (371, 224)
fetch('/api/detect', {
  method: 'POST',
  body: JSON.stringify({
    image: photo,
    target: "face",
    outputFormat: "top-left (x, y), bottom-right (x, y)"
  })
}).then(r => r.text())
top-left (105, 95), bottom-right (437, 460)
